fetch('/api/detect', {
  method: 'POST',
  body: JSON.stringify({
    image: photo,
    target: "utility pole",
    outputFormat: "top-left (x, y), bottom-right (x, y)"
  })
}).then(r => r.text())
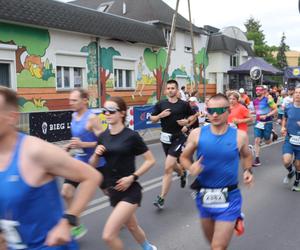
top-left (160, 0), bottom-right (180, 100)
top-left (187, 0), bottom-right (197, 92)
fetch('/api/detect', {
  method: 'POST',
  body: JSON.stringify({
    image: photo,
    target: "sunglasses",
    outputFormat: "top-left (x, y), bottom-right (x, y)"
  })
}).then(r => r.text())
top-left (101, 107), bottom-right (120, 115)
top-left (206, 107), bottom-right (229, 115)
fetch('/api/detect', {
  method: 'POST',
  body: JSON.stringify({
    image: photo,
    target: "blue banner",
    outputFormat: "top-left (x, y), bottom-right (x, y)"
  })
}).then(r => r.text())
top-left (133, 105), bottom-right (160, 130)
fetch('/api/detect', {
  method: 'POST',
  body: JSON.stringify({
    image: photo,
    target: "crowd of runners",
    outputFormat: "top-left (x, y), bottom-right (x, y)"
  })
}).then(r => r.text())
top-left (0, 81), bottom-right (299, 250)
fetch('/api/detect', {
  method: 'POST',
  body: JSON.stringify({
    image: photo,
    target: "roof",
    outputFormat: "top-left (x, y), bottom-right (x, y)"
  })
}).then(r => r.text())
top-left (207, 34), bottom-right (254, 56)
top-left (70, 0), bottom-right (205, 34)
top-left (227, 57), bottom-right (283, 75)
top-left (0, 0), bottom-right (166, 47)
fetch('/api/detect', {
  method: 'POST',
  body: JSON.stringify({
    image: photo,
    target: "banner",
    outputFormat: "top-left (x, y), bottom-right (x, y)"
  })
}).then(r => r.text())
top-left (133, 105), bottom-right (160, 130)
top-left (30, 111), bottom-right (72, 142)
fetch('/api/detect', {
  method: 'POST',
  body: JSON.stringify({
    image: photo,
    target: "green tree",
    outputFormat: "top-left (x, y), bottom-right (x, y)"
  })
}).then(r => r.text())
top-left (143, 48), bottom-right (167, 99)
top-left (195, 48), bottom-right (209, 86)
top-left (244, 17), bottom-right (277, 65)
top-left (276, 33), bottom-right (289, 69)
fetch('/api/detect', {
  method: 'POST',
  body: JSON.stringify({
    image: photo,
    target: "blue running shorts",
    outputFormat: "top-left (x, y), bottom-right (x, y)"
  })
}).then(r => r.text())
top-left (282, 136), bottom-right (300, 160)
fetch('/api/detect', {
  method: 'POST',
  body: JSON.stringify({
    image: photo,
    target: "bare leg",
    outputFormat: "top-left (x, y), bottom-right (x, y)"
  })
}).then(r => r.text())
top-left (61, 183), bottom-right (75, 208)
top-left (160, 155), bottom-right (177, 198)
top-left (211, 221), bottom-right (235, 250)
top-left (201, 218), bottom-right (215, 244)
top-left (254, 137), bottom-right (261, 157)
top-left (125, 214), bottom-right (146, 244)
top-left (102, 201), bottom-right (138, 250)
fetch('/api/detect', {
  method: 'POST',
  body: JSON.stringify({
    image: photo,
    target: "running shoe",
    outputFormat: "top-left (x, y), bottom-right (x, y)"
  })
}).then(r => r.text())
top-left (291, 182), bottom-right (300, 192)
top-left (283, 171), bottom-right (295, 184)
top-left (71, 224), bottom-right (88, 240)
top-left (180, 170), bottom-right (187, 188)
top-left (252, 157), bottom-right (261, 167)
top-left (234, 213), bottom-right (245, 236)
top-left (149, 244), bottom-right (158, 250)
top-left (153, 195), bottom-right (164, 209)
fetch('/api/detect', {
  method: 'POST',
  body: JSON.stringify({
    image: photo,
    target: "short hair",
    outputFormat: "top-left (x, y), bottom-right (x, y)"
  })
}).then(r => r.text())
top-left (228, 91), bottom-right (240, 100)
top-left (181, 86), bottom-right (185, 90)
top-left (0, 86), bottom-right (18, 109)
top-left (71, 88), bottom-right (89, 99)
top-left (166, 79), bottom-right (178, 88)
top-left (208, 93), bottom-right (229, 104)
top-left (109, 96), bottom-right (127, 124)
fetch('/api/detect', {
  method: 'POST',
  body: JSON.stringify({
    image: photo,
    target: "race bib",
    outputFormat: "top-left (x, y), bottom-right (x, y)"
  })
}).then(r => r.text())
top-left (160, 132), bottom-right (172, 144)
top-left (229, 123), bottom-right (237, 129)
top-left (200, 188), bottom-right (229, 208)
top-left (0, 219), bottom-right (27, 249)
top-left (289, 135), bottom-right (300, 146)
top-left (255, 122), bottom-right (265, 130)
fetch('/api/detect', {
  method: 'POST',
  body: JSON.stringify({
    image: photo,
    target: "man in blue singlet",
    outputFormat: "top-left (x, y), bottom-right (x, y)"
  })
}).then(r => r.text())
top-left (180, 93), bottom-right (253, 250)
top-left (281, 86), bottom-right (300, 191)
top-left (61, 89), bottom-right (105, 239)
top-left (0, 87), bottom-right (101, 250)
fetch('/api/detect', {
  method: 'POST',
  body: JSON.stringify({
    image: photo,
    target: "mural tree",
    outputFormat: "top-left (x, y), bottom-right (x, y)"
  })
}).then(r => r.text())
top-left (143, 48), bottom-right (167, 99)
top-left (81, 42), bottom-right (98, 85)
top-left (99, 47), bottom-right (120, 105)
top-left (195, 48), bottom-right (209, 86)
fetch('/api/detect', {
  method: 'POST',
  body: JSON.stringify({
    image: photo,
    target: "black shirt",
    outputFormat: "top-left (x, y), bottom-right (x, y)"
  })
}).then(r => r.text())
top-left (98, 127), bottom-right (148, 186)
top-left (151, 99), bottom-right (194, 134)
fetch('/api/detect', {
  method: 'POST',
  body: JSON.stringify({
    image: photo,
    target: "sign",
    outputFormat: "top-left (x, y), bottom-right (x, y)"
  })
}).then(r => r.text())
top-left (30, 111), bottom-right (72, 142)
top-left (133, 105), bottom-right (160, 130)
top-left (250, 66), bottom-right (262, 80)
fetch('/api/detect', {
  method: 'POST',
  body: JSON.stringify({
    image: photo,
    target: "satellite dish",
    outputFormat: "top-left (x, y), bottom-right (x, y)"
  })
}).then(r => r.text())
top-left (250, 66), bottom-right (262, 80)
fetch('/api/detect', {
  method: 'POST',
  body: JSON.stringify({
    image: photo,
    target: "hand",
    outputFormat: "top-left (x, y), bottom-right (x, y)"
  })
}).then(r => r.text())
top-left (259, 115), bottom-right (267, 120)
top-left (115, 176), bottom-right (134, 191)
top-left (181, 126), bottom-right (188, 133)
top-left (177, 119), bottom-right (188, 126)
top-left (94, 145), bottom-right (106, 156)
top-left (243, 170), bottom-right (254, 187)
top-left (0, 233), bottom-right (7, 250)
top-left (159, 109), bottom-right (171, 119)
top-left (69, 137), bottom-right (82, 149)
top-left (281, 127), bottom-right (287, 136)
top-left (44, 219), bottom-right (71, 247)
top-left (232, 118), bottom-right (240, 124)
top-left (189, 156), bottom-right (204, 176)
top-left (63, 143), bottom-right (71, 152)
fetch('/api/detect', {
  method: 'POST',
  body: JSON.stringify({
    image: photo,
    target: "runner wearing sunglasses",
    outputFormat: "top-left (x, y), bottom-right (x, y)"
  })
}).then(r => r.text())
top-left (89, 97), bottom-right (157, 250)
top-left (180, 93), bottom-right (253, 250)
top-left (150, 79), bottom-right (194, 209)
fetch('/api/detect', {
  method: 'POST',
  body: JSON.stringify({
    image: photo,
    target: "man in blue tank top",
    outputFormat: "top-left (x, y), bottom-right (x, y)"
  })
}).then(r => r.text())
top-left (180, 93), bottom-right (254, 250)
top-left (281, 86), bottom-right (300, 191)
top-left (0, 87), bottom-right (101, 250)
top-left (61, 89), bottom-right (106, 239)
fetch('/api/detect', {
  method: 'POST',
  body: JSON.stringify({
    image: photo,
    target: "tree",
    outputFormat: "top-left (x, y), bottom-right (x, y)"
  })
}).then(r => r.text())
top-left (276, 33), bottom-right (289, 69)
top-left (143, 48), bottom-right (167, 99)
top-left (244, 17), bottom-right (277, 65)
top-left (195, 48), bottom-right (209, 86)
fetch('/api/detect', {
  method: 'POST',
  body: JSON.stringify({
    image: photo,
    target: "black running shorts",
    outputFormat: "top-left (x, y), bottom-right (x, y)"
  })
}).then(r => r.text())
top-left (162, 133), bottom-right (187, 158)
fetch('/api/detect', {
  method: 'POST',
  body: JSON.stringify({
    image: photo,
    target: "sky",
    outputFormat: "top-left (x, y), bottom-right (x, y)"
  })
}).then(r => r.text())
top-left (59, 0), bottom-right (300, 51)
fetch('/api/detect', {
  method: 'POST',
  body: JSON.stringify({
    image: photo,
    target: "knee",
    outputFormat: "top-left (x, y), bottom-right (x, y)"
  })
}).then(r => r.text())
top-left (102, 231), bottom-right (115, 245)
top-left (164, 165), bottom-right (174, 174)
top-left (254, 138), bottom-right (260, 145)
top-left (211, 241), bottom-right (227, 250)
top-left (126, 222), bottom-right (138, 233)
top-left (61, 186), bottom-right (74, 200)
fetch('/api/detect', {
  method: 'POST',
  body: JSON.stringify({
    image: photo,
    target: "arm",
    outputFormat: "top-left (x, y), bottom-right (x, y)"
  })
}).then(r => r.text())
top-left (89, 144), bottom-right (106, 168)
top-left (180, 128), bottom-right (202, 176)
top-left (150, 109), bottom-right (171, 123)
top-left (238, 131), bottom-right (253, 186)
top-left (281, 116), bottom-right (287, 136)
top-left (115, 150), bottom-right (155, 191)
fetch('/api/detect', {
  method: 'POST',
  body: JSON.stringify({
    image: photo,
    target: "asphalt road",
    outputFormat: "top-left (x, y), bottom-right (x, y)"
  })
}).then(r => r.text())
top-left (72, 127), bottom-right (300, 250)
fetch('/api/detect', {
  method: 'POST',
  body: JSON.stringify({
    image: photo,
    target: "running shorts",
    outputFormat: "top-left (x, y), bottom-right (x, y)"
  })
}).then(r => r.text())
top-left (282, 136), bottom-right (300, 160)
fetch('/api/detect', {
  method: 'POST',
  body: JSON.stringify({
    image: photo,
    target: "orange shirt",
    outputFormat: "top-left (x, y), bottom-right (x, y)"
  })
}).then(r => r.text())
top-left (228, 103), bottom-right (250, 132)
top-left (240, 94), bottom-right (251, 106)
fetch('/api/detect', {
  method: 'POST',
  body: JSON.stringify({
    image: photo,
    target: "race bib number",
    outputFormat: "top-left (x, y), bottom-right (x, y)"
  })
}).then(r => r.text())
top-left (289, 135), bottom-right (300, 146)
top-left (0, 219), bottom-right (27, 249)
top-left (229, 123), bottom-right (237, 129)
top-left (160, 132), bottom-right (172, 144)
top-left (255, 122), bottom-right (265, 130)
top-left (200, 188), bottom-right (229, 208)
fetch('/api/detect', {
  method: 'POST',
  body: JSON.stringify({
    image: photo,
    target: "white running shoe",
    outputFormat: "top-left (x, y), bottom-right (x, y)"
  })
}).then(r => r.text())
top-left (283, 172), bottom-right (295, 184)
top-left (149, 244), bottom-right (157, 250)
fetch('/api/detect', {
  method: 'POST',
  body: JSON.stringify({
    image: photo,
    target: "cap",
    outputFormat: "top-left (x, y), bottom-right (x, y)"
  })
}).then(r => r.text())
top-left (262, 85), bottom-right (268, 90)
top-left (189, 97), bottom-right (197, 102)
top-left (239, 88), bottom-right (245, 94)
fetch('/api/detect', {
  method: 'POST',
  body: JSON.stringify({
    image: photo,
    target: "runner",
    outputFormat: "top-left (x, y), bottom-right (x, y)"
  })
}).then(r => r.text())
top-left (150, 79), bottom-right (194, 209)
top-left (227, 91), bottom-right (252, 132)
top-left (282, 86), bottom-right (294, 110)
top-left (89, 96), bottom-right (157, 250)
top-left (0, 87), bottom-right (101, 250)
top-left (61, 89), bottom-right (106, 239)
top-left (252, 85), bottom-right (278, 166)
top-left (239, 88), bottom-right (251, 107)
top-left (180, 93), bottom-right (253, 250)
top-left (281, 86), bottom-right (300, 191)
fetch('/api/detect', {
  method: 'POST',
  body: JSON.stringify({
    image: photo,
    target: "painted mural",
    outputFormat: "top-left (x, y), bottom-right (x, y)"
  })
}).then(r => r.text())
top-left (195, 47), bottom-right (209, 85)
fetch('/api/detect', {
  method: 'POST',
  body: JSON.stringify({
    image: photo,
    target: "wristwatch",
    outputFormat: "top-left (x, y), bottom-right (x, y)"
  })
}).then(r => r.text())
top-left (63, 214), bottom-right (78, 226)
top-left (132, 174), bottom-right (139, 181)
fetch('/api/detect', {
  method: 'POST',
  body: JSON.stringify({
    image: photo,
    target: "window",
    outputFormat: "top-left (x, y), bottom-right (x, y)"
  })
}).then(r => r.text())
top-left (230, 54), bottom-right (239, 67)
top-left (56, 66), bottom-right (83, 89)
top-left (164, 29), bottom-right (176, 50)
top-left (114, 69), bottom-right (133, 88)
top-left (184, 32), bottom-right (192, 53)
top-left (0, 63), bottom-right (10, 87)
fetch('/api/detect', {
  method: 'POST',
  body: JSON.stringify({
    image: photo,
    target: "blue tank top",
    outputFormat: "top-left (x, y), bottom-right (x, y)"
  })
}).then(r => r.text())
top-left (0, 133), bottom-right (78, 250)
top-left (196, 125), bottom-right (239, 188)
top-left (285, 104), bottom-right (300, 136)
top-left (71, 110), bottom-right (105, 167)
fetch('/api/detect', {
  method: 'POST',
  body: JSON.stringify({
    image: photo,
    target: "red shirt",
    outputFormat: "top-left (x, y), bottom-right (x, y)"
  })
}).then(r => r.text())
top-left (228, 103), bottom-right (250, 132)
